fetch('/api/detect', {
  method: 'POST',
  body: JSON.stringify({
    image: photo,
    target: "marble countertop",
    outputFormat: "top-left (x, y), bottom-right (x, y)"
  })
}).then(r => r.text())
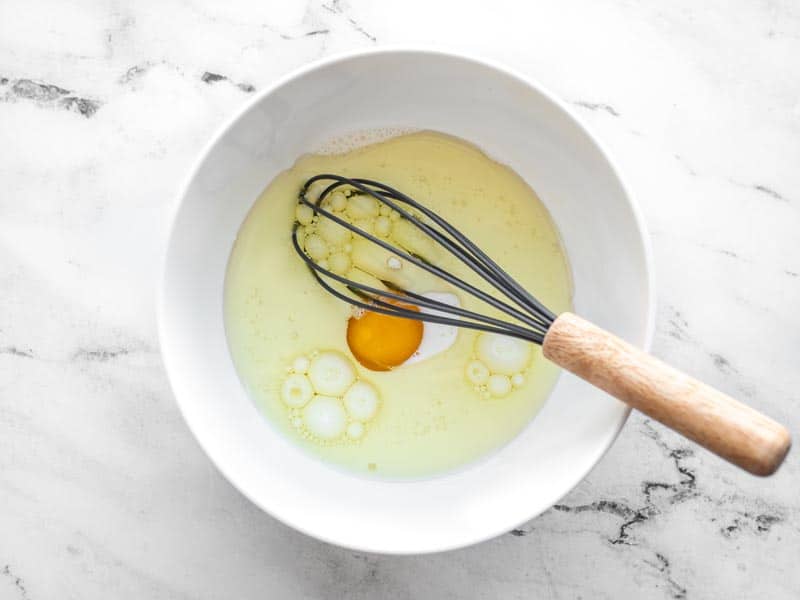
top-left (1, 1), bottom-right (798, 598)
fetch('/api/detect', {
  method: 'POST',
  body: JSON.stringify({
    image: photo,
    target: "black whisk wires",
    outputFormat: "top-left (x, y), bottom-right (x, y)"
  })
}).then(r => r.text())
top-left (291, 175), bottom-right (556, 344)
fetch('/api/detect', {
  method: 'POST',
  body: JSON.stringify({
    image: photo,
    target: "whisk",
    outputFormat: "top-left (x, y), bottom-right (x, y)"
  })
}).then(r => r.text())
top-left (291, 174), bottom-right (791, 476)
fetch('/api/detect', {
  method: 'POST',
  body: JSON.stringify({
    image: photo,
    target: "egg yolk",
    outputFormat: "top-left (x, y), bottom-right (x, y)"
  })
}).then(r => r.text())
top-left (346, 300), bottom-right (423, 371)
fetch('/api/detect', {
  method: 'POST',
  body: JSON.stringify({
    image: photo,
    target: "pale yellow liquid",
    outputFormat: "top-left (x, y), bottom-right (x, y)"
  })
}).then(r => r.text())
top-left (224, 131), bottom-right (572, 478)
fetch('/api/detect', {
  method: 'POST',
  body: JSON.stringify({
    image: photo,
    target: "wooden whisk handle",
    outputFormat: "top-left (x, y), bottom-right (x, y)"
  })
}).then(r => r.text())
top-left (542, 312), bottom-right (791, 476)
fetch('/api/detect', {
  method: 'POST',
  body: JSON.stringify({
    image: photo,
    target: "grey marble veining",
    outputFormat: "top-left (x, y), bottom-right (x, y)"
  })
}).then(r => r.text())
top-left (0, 1), bottom-right (798, 598)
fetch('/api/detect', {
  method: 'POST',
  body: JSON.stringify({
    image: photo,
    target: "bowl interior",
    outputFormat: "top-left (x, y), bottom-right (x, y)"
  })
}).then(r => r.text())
top-left (160, 50), bottom-right (652, 554)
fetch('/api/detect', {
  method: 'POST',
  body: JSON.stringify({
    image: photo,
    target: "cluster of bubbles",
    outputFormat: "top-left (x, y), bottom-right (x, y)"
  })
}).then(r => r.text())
top-left (465, 332), bottom-right (532, 399)
top-left (281, 350), bottom-right (380, 443)
top-left (296, 184), bottom-right (446, 290)
top-left (294, 188), bottom-right (407, 277)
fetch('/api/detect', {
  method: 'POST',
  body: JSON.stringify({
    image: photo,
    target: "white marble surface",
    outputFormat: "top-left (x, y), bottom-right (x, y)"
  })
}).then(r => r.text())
top-left (1, 0), bottom-right (798, 597)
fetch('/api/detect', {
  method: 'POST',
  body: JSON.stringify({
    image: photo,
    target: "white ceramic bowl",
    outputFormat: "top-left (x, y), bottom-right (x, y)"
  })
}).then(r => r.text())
top-left (159, 49), bottom-right (654, 554)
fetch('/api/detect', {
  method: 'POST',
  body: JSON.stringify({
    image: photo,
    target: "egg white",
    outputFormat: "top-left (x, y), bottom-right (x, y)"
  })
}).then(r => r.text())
top-left (403, 292), bottom-right (460, 366)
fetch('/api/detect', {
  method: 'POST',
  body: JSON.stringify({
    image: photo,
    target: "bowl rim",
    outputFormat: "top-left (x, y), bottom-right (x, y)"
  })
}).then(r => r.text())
top-left (157, 46), bottom-right (656, 554)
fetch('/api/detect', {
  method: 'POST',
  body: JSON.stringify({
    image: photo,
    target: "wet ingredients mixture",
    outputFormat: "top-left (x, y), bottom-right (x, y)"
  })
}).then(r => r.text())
top-left (224, 131), bottom-right (572, 478)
